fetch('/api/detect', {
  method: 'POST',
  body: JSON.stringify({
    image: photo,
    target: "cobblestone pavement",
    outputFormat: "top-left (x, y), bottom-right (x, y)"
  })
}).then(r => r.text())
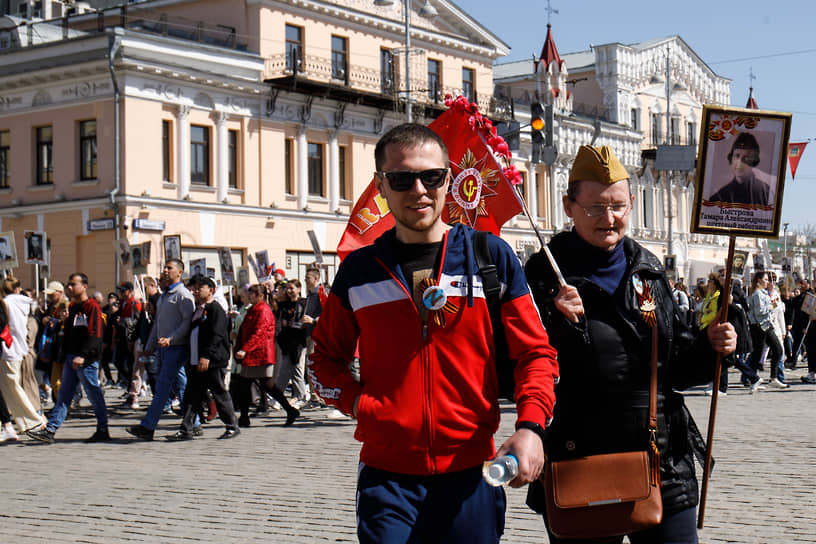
top-left (1, 367), bottom-right (814, 543)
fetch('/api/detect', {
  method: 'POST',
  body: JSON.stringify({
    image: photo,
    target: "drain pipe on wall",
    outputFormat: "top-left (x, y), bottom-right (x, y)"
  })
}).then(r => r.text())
top-left (107, 32), bottom-right (122, 286)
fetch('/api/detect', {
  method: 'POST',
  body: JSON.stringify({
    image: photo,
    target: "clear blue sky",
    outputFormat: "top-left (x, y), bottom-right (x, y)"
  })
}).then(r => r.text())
top-left (465, 0), bottom-right (816, 231)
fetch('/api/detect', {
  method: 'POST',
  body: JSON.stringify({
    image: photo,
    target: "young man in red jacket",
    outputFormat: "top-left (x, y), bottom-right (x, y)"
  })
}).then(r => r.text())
top-left (309, 124), bottom-right (559, 543)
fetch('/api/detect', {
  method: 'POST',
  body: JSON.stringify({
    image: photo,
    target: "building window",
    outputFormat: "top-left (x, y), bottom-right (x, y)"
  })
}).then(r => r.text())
top-left (331, 35), bottom-right (348, 82)
top-left (630, 108), bottom-right (639, 131)
top-left (642, 190), bottom-right (653, 229)
top-left (670, 117), bottom-right (680, 145)
top-left (687, 122), bottom-right (696, 146)
top-left (651, 114), bottom-right (661, 146)
top-left (228, 129), bottom-right (238, 188)
top-left (190, 125), bottom-right (210, 185)
top-left (162, 120), bottom-right (172, 182)
top-left (381, 49), bottom-right (394, 94)
top-left (339, 145), bottom-right (347, 200)
top-left (0, 130), bottom-right (9, 189)
top-left (79, 120), bottom-right (97, 180)
top-left (307, 142), bottom-right (324, 197)
top-left (285, 138), bottom-right (294, 195)
top-left (428, 59), bottom-right (441, 101)
top-left (462, 67), bottom-right (475, 103)
top-left (35, 126), bottom-right (53, 185)
top-left (285, 24), bottom-right (303, 73)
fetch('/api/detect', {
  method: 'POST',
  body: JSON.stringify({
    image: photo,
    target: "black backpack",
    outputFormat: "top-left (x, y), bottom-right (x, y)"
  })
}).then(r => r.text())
top-left (473, 230), bottom-right (515, 402)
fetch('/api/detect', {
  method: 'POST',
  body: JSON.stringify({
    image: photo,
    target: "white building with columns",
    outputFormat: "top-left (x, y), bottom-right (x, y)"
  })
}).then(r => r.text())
top-left (494, 26), bottom-right (758, 283)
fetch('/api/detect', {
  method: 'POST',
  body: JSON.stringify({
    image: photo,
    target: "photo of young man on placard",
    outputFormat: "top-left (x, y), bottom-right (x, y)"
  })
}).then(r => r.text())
top-left (163, 234), bottom-right (181, 261)
top-left (692, 106), bottom-right (791, 238)
top-left (24, 231), bottom-right (47, 265)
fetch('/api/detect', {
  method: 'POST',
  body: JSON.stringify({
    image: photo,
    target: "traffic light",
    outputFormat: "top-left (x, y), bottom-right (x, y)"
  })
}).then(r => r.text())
top-left (531, 102), bottom-right (545, 145)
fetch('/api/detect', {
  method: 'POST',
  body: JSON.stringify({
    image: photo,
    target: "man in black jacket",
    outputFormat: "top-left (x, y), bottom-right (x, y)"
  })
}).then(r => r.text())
top-left (524, 145), bottom-right (736, 543)
top-left (167, 276), bottom-right (239, 440)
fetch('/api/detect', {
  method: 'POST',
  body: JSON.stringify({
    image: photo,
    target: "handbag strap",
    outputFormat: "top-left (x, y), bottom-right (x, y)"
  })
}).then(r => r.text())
top-left (649, 324), bottom-right (658, 433)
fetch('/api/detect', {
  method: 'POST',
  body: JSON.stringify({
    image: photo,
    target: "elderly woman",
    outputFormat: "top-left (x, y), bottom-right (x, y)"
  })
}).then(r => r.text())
top-left (524, 145), bottom-right (736, 543)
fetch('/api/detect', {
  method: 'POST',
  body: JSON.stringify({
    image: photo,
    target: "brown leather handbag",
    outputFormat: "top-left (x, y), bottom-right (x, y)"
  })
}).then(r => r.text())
top-left (543, 326), bottom-right (663, 539)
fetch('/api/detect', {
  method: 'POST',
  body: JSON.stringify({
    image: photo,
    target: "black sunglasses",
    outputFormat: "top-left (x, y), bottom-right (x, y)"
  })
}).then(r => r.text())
top-left (377, 168), bottom-right (449, 192)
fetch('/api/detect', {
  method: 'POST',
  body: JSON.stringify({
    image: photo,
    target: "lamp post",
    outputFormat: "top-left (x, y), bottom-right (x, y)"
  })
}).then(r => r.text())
top-left (664, 45), bottom-right (673, 258)
top-left (375, 0), bottom-right (438, 123)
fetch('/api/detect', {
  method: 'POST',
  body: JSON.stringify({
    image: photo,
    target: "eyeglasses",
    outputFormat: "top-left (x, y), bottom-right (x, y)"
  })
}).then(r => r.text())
top-left (377, 168), bottom-right (449, 192)
top-left (574, 201), bottom-right (631, 218)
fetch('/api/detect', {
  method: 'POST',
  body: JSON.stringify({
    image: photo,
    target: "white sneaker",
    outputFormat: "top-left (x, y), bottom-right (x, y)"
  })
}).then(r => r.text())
top-left (325, 408), bottom-right (349, 420)
top-left (769, 378), bottom-right (790, 389)
top-left (270, 400), bottom-right (281, 411)
top-left (0, 422), bottom-right (18, 442)
top-left (750, 380), bottom-right (766, 393)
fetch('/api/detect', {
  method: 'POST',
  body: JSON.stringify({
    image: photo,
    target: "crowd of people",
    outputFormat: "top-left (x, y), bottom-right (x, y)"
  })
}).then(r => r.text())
top-left (0, 259), bottom-right (331, 444)
top-left (1, 124), bottom-right (810, 544)
top-left (670, 269), bottom-right (815, 396)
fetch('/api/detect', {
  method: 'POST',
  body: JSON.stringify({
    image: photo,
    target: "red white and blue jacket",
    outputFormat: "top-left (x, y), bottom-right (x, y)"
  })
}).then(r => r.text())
top-left (309, 224), bottom-right (559, 476)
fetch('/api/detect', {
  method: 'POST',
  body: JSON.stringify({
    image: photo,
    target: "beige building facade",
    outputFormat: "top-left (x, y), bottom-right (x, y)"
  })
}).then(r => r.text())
top-left (0, 0), bottom-right (510, 292)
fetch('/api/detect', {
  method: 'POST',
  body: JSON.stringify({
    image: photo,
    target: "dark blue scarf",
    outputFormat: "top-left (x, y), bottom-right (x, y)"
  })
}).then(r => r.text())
top-left (567, 229), bottom-right (627, 295)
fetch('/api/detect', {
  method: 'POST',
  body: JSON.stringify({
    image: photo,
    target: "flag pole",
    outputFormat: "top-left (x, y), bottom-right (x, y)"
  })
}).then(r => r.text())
top-left (511, 184), bottom-right (567, 287)
top-left (697, 234), bottom-right (736, 528)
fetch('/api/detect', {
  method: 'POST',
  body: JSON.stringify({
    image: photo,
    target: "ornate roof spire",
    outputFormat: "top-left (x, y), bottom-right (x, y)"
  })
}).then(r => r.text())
top-left (537, 24), bottom-right (563, 71)
top-left (746, 68), bottom-right (758, 109)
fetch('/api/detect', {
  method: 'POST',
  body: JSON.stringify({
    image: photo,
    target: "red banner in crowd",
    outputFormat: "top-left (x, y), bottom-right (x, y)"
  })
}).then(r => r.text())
top-left (336, 96), bottom-right (523, 260)
top-left (788, 142), bottom-right (807, 180)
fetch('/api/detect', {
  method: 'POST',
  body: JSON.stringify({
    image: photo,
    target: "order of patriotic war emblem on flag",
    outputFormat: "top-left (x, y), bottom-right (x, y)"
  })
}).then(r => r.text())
top-left (336, 94), bottom-right (525, 260)
top-left (447, 149), bottom-right (500, 228)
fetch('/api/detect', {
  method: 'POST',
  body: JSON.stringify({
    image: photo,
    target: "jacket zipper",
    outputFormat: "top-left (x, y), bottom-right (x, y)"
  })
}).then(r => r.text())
top-left (374, 235), bottom-right (449, 474)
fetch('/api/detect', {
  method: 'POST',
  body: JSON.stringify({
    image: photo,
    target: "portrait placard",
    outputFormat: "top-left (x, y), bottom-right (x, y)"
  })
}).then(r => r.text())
top-left (218, 247), bottom-right (235, 284)
top-left (691, 105), bottom-right (792, 238)
top-left (0, 231), bottom-right (18, 269)
top-left (236, 266), bottom-right (250, 287)
top-left (24, 231), bottom-right (47, 265)
top-left (189, 258), bottom-right (207, 278)
top-left (732, 250), bottom-right (748, 276)
top-left (163, 234), bottom-right (181, 261)
top-left (801, 292), bottom-right (816, 317)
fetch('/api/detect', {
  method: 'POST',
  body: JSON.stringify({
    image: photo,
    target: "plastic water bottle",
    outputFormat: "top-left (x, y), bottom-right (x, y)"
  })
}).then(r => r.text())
top-left (482, 454), bottom-right (519, 486)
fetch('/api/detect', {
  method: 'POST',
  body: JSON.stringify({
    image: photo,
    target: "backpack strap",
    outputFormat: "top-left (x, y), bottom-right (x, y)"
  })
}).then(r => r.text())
top-left (474, 230), bottom-right (500, 311)
top-left (473, 230), bottom-right (515, 402)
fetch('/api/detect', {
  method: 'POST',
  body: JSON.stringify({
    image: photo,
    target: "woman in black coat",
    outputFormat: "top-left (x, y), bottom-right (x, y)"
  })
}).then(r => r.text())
top-left (524, 145), bottom-right (736, 543)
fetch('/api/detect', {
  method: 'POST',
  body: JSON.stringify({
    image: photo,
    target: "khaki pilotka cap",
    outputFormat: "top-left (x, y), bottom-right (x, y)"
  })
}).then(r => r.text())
top-left (568, 145), bottom-right (629, 184)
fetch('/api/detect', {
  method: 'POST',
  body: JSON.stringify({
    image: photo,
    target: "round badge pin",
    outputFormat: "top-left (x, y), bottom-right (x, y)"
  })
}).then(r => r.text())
top-left (632, 274), bottom-right (644, 295)
top-left (422, 285), bottom-right (447, 311)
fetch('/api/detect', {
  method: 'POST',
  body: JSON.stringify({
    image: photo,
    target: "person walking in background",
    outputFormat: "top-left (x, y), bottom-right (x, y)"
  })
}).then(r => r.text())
top-left (167, 276), bottom-right (239, 441)
top-left (99, 292), bottom-right (119, 386)
top-left (114, 282), bottom-right (142, 389)
top-left (0, 276), bottom-right (46, 436)
top-left (127, 259), bottom-right (194, 441)
top-left (747, 272), bottom-right (788, 388)
top-left (27, 273), bottom-right (110, 444)
top-left (275, 279), bottom-right (310, 408)
top-left (234, 284), bottom-right (299, 427)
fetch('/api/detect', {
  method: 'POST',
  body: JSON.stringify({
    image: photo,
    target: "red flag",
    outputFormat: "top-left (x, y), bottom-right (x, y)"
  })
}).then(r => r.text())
top-left (337, 176), bottom-right (393, 260)
top-left (430, 99), bottom-right (523, 234)
top-left (788, 142), bottom-right (807, 180)
top-left (336, 97), bottom-right (524, 260)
